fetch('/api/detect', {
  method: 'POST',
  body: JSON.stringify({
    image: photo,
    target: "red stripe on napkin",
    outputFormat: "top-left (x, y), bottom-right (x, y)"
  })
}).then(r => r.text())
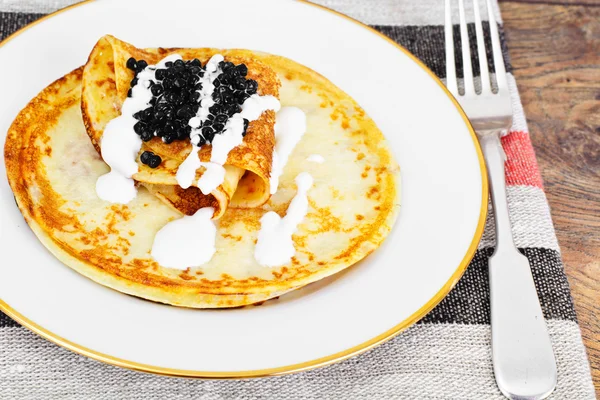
top-left (502, 131), bottom-right (544, 188)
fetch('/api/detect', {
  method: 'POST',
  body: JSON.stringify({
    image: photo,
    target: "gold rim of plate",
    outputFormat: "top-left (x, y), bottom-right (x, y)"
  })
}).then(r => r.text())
top-left (0, 0), bottom-right (489, 379)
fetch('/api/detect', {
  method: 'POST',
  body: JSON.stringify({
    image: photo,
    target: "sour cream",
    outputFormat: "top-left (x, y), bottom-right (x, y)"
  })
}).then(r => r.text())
top-left (96, 54), bottom-right (182, 203)
top-left (269, 107), bottom-right (307, 194)
top-left (151, 207), bottom-right (217, 270)
top-left (178, 89), bottom-right (281, 195)
top-left (195, 94), bottom-right (280, 194)
top-left (254, 172), bottom-right (313, 267)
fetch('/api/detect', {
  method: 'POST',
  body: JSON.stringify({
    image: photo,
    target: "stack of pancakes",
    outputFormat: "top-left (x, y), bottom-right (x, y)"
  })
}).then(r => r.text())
top-left (4, 35), bottom-right (400, 308)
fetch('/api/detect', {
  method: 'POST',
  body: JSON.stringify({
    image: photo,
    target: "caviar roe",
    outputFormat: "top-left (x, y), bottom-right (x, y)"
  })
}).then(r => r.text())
top-left (127, 56), bottom-right (259, 169)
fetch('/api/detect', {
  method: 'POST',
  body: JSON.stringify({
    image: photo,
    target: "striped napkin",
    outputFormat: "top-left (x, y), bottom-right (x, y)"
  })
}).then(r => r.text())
top-left (0, 0), bottom-right (595, 398)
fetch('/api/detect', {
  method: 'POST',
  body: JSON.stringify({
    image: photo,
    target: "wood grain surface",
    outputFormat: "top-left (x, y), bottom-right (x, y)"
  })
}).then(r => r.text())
top-left (499, 0), bottom-right (600, 394)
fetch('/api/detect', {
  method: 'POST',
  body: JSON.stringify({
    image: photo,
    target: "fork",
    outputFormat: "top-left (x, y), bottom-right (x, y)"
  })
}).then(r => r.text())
top-left (444, 0), bottom-right (557, 398)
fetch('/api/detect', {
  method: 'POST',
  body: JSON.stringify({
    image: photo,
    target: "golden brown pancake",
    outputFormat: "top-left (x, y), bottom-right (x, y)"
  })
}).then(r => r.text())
top-left (81, 35), bottom-right (281, 218)
top-left (5, 48), bottom-right (400, 308)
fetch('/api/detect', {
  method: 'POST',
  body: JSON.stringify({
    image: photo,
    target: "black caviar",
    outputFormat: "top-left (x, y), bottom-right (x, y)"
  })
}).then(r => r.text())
top-left (126, 56), bottom-right (258, 147)
top-left (140, 151), bottom-right (162, 169)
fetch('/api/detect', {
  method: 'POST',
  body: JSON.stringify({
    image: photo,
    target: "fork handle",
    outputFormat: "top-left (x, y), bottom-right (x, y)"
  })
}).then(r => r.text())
top-left (480, 133), bottom-right (557, 400)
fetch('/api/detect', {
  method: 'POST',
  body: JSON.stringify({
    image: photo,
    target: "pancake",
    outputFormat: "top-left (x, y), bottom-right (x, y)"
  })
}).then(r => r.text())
top-left (81, 35), bottom-right (280, 218)
top-left (5, 51), bottom-right (400, 308)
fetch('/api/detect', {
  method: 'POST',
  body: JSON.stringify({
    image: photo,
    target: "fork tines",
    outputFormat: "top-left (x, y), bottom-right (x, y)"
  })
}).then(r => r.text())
top-left (444, 0), bottom-right (507, 97)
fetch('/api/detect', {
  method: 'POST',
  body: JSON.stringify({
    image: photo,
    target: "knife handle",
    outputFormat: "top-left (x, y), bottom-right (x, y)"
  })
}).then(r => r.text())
top-left (481, 134), bottom-right (557, 400)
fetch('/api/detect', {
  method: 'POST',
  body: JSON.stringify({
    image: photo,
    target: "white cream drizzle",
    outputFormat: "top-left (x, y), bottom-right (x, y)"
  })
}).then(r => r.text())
top-left (188, 54), bottom-right (224, 140)
top-left (254, 172), bottom-right (314, 267)
top-left (175, 54), bottom-right (225, 190)
top-left (151, 207), bottom-right (216, 270)
top-left (307, 154), bottom-right (325, 163)
top-left (95, 54), bottom-right (182, 204)
top-left (175, 145), bottom-right (201, 190)
top-left (196, 162), bottom-right (226, 194)
top-left (196, 94), bottom-right (280, 194)
top-left (269, 107), bottom-right (307, 194)
top-left (178, 89), bottom-right (281, 195)
top-left (96, 53), bottom-right (311, 269)
top-left (164, 105), bottom-right (308, 268)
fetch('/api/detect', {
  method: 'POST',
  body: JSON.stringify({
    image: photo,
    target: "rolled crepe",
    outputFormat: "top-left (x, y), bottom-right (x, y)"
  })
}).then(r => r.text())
top-left (81, 35), bottom-right (280, 219)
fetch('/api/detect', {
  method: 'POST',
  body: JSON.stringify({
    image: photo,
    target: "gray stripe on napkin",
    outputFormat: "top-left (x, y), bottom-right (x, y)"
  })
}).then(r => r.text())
top-left (0, 11), bottom-right (43, 40)
top-left (0, 0), bottom-right (75, 14)
top-left (0, 11), bottom-right (511, 81)
top-left (0, 321), bottom-right (594, 399)
top-left (0, 0), bottom-right (504, 26)
top-left (311, 0), bottom-right (504, 26)
top-left (373, 23), bottom-right (512, 79)
top-left (0, 312), bottom-right (17, 328)
top-left (420, 247), bottom-right (577, 325)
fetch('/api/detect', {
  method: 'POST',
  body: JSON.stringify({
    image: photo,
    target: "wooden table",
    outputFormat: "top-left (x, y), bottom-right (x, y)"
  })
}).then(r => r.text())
top-left (499, 0), bottom-right (600, 394)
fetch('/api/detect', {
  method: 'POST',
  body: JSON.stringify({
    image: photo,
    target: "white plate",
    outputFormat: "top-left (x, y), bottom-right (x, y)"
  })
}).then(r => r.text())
top-left (0, 0), bottom-right (487, 377)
